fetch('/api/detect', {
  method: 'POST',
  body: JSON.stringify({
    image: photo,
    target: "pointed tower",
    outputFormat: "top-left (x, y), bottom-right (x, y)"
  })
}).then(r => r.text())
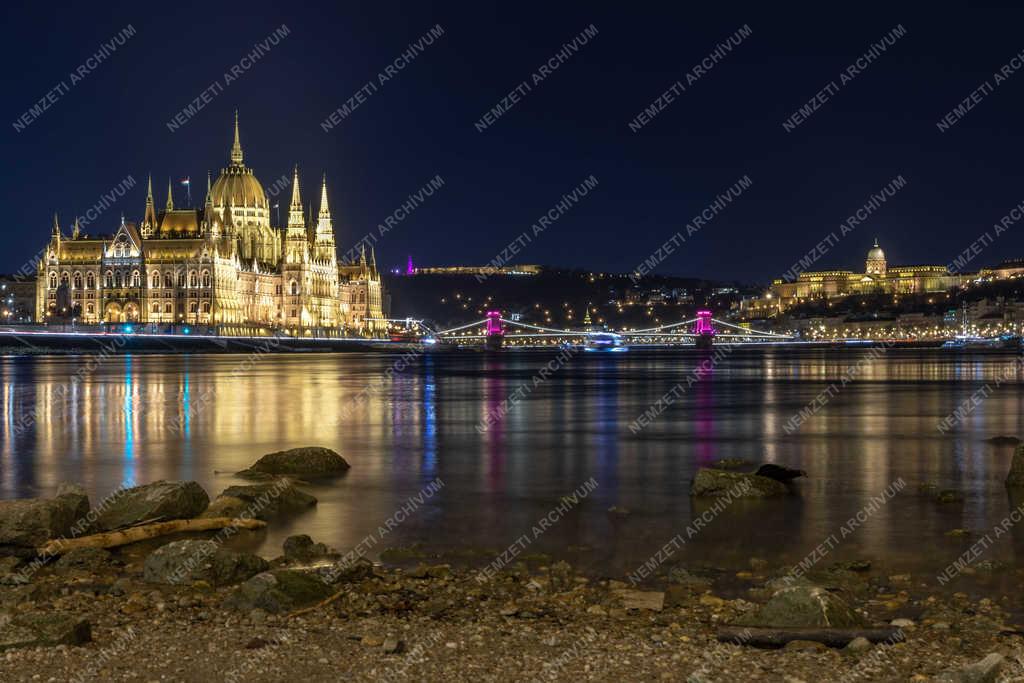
top-left (205, 171), bottom-right (213, 208)
top-left (142, 174), bottom-right (157, 236)
top-left (230, 110), bottom-right (244, 166)
top-left (313, 176), bottom-right (336, 265)
top-left (165, 178), bottom-right (174, 211)
top-left (72, 217), bottom-right (81, 240)
top-left (317, 174), bottom-right (333, 238)
top-left (369, 246), bottom-right (378, 276)
top-left (288, 166), bottom-right (304, 230)
top-left (51, 212), bottom-right (61, 242)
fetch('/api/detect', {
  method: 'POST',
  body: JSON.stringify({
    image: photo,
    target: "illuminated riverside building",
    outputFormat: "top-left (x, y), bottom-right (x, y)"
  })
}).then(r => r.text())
top-left (35, 115), bottom-right (386, 335)
top-left (746, 240), bottom-right (963, 316)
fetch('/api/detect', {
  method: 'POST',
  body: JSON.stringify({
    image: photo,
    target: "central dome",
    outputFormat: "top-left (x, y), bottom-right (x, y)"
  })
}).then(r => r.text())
top-left (209, 166), bottom-right (267, 208)
top-left (208, 111), bottom-right (267, 209)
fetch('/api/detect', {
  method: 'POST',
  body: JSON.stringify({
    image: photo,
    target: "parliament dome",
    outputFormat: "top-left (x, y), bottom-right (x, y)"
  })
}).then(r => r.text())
top-left (209, 112), bottom-right (268, 208)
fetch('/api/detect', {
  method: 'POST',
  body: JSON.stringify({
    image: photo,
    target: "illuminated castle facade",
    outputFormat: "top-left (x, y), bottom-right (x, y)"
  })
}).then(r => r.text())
top-left (36, 115), bottom-right (386, 334)
top-left (743, 240), bottom-right (963, 316)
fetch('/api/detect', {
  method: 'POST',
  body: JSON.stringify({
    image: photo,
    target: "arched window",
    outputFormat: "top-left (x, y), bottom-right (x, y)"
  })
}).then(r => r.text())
top-left (201, 302), bottom-right (211, 313)
top-left (290, 280), bottom-right (298, 295)
top-left (152, 303), bottom-right (160, 314)
top-left (104, 271), bottom-right (113, 288)
top-left (151, 272), bottom-right (160, 288)
top-left (202, 271), bottom-right (211, 288)
top-left (60, 272), bottom-right (70, 287)
top-left (86, 303), bottom-right (94, 315)
top-left (73, 272), bottom-right (82, 289)
top-left (131, 271), bottom-right (140, 288)
top-left (178, 272), bottom-right (186, 288)
top-left (189, 271), bottom-right (198, 288)
top-left (114, 243), bottom-right (124, 258)
top-left (49, 273), bottom-right (58, 289)
top-left (164, 302), bottom-right (172, 314)
top-left (189, 302), bottom-right (198, 314)
top-left (114, 272), bottom-right (122, 288)
top-left (86, 273), bottom-right (95, 289)
top-left (164, 272), bottom-right (173, 288)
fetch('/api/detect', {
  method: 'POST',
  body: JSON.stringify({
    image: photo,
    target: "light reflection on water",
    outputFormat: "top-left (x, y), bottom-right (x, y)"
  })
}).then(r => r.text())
top-left (0, 349), bottom-right (1022, 577)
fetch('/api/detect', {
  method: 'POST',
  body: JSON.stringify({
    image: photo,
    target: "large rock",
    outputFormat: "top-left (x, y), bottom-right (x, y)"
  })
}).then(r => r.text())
top-left (237, 447), bottom-right (349, 479)
top-left (935, 653), bottom-right (1005, 683)
top-left (223, 569), bottom-right (335, 614)
top-left (93, 481), bottom-right (209, 531)
top-left (690, 468), bottom-right (788, 498)
top-left (1006, 445), bottom-right (1024, 487)
top-left (283, 535), bottom-right (332, 563)
top-left (197, 496), bottom-right (248, 520)
top-left (0, 612), bottom-right (91, 650)
top-left (207, 482), bottom-right (316, 521)
top-left (0, 485), bottom-right (91, 551)
top-left (736, 583), bottom-right (865, 628)
top-left (143, 539), bottom-right (268, 587)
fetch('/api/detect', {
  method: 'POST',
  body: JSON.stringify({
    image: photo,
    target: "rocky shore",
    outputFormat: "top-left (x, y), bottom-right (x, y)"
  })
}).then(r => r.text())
top-left (0, 447), bottom-right (1023, 681)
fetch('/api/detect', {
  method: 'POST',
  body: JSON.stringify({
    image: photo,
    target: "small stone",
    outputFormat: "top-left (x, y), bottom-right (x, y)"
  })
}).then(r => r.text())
top-left (891, 618), bottom-right (915, 628)
top-left (381, 638), bottom-right (404, 654)
top-left (844, 636), bottom-right (872, 654)
top-left (699, 595), bottom-right (725, 608)
top-left (361, 635), bottom-right (383, 648)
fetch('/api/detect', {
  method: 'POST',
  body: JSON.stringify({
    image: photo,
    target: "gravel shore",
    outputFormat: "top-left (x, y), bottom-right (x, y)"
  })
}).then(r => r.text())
top-left (1, 550), bottom-right (1023, 682)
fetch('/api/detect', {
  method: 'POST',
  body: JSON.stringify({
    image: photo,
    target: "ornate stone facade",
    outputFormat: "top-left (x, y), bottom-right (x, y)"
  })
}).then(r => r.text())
top-left (36, 115), bottom-right (386, 335)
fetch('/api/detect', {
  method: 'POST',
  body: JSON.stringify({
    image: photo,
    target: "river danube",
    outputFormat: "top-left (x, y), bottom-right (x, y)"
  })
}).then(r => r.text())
top-left (2, 348), bottom-right (1023, 578)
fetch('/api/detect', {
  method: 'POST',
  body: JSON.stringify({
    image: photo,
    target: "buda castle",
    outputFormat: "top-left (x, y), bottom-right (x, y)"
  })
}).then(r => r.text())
top-left (36, 114), bottom-right (386, 335)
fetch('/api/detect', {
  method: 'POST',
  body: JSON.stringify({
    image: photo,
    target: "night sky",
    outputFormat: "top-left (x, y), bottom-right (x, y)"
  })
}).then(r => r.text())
top-left (4, 1), bottom-right (1024, 283)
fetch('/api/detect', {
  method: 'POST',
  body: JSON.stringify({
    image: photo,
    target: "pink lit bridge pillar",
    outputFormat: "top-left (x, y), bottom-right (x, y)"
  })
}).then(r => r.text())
top-left (485, 311), bottom-right (504, 350)
top-left (694, 309), bottom-right (715, 348)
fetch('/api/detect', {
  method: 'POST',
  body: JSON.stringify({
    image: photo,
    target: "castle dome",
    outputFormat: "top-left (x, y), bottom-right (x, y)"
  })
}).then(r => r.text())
top-left (208, 112), bottom-right (268, 208)
top-left (867, 239), bottom-right (885, 260)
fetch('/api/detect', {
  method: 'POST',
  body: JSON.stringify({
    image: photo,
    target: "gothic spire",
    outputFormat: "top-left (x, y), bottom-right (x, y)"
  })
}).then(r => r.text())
top-left (205, 171), bottom-right (213, 207)
top-left (370, 246), bottom-right (378, 275)
top-left (72, 217), bottom-right (81, 240)
top-left (51, 212), bottom-right (60, 239)
top-left (288, 165), bottom-right (304, 229)
top-left (166, 178), bottom-right (174, 211)
top-left (144, 174), bottom-right (157, 227)
top-left (317, 174), bottom-right (333, 238)
top-left (230, 110), bottom-right (243, 165)
top-left (318, 173), bottom-right (331, 218)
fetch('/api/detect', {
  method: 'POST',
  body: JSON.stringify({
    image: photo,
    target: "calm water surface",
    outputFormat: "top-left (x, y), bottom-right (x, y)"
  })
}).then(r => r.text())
top-left (2, 348), bottom-right (1023, 579)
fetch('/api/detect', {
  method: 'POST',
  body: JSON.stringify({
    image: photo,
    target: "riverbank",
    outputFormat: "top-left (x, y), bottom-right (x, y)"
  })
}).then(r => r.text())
top-left (1, 450), bottom-right (1024, 682)
top-left (0, 547), bottom-right (1022, 682)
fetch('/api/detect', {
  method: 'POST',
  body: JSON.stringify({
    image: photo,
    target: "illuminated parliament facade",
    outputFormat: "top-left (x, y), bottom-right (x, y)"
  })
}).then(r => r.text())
top-left (36, 115), bottom-right (386, 335)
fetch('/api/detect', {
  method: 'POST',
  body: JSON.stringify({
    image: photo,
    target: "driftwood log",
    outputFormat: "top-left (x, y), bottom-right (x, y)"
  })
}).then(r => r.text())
top-left (35, 517), bottom-right (267, 556)
top-left (289, 588), bottom-right (346, 618)
top-left (716, 626), bottom-right (905, 648)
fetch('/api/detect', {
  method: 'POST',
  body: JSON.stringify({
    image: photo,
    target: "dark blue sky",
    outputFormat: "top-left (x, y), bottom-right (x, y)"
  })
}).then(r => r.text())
top-left (3, 1), bottom-right (1024, 282)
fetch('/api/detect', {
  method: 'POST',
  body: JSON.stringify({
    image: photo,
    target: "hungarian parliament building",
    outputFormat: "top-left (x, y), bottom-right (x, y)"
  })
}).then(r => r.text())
top-left (36, 115), bottom-right (386, 335)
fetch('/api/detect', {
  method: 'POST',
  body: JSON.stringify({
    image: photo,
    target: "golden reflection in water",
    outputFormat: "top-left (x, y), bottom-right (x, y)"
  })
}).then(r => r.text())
top-left (0, 349), bottom-right (1021, 572)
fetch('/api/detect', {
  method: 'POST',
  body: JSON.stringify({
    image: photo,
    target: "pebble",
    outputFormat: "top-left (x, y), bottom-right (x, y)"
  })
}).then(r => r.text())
top-left (844, 637), bottom-right (872, 654)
